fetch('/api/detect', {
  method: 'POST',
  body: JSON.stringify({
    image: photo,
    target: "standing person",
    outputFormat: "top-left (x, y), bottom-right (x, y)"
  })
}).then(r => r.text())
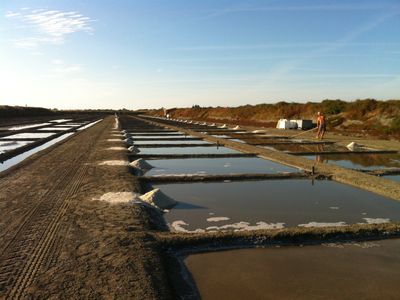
top-left (316, 112), bottom-right (326, 140)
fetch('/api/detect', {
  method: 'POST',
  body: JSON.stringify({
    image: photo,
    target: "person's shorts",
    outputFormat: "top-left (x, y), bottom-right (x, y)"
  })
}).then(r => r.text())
top-left (319, 123), bottom-right (326, 131)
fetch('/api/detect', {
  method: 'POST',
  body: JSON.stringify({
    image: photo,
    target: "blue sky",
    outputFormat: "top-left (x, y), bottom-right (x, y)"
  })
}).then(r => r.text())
top-left (1, 0), bottom-right (399, 109)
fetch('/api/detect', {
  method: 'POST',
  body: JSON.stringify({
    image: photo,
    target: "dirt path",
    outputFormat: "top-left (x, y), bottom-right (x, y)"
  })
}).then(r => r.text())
top-left (0, 116), bottom-right (172, 299)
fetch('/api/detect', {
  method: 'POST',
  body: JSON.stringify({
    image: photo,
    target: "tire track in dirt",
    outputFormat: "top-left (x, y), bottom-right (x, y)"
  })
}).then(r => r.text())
top-left (0, 118), bottom-right (110, 298)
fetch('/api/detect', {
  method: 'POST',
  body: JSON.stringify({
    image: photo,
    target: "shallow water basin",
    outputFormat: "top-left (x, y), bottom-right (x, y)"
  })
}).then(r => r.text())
top-left (134, 140), bottom-right (211, 145)
top-left (305, 153), bottom-right (400, 170)
top-left (138, 146), bottom-right (240, 155)
top-left (7, 123), bottom-right (51, 130)
top-left (146, 157), bottom-right (296, 176)
top-left (152, 180), bottom-right (400, 232)
top-left (38, 127), bottom-right (72, 131)
top-left (184, 239), bottom-right (400, 299)
top-left (0, 141), bottom-right (34, 153)
top-left (0, 132), bottom-right (55, 139)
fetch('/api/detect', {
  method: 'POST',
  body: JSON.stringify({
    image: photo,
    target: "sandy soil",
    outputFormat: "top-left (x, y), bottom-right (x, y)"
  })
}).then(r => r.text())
top-left (0, 116), bottom-right (172, 298)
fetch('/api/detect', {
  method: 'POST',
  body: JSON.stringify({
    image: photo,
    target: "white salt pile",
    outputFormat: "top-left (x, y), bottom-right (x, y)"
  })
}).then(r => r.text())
top-left (92, 192), bottom-right (138, 204)
top-left (140, 188), bottom-right (177, 209)
top-left (128, 145), bottom-right (140, 153)
top-left (252, 130), bottom-right (265, 133)
top-left (346, 142), bottom-right (359, 150)
top-left (106, 147), bottom-right (126, 151)
top-left (98, 160), bottom-right (129, 166)
top-left (219, 124), bottom-right (227, 128)
top-left (233, 125), bottom-right (240, 130)
top-left (129, 158), bottom-right (153, 170)
top-left (124, 138), bottom-right (134, 146)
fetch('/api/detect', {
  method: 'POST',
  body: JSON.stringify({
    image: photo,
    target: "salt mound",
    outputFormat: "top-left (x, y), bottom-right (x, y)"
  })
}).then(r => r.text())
top-left (209, 123), bottom-right (216, 126)
top-left (346, 142), bottom-right (359, 150)
top-left (128, 145), bottom-right (140, 153)
top-left (92, 192), bottom-right (139, 204)
top-left (233, 125), bottom-right (240, 130)
top-left (129, 158), bottom-right (153, 170)
top-left (252, 130), bottom-right (265, 133)
top-left (140, 188), bottom-right (177, 209)
top-left (124, 138), bottom-right (134, 146)
top-left (219, 124), bottom-right (227, 128)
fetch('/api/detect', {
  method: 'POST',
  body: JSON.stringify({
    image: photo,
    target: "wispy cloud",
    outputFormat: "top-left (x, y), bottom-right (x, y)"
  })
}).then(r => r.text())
top-left (5, 8), bottom-right (94, 48)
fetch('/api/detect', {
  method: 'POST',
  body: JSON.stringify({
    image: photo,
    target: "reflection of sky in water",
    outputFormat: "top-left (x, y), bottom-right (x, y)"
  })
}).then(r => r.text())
top-left (153, 180), bottom-right (400, 232)
top-left (305, 154), bottom-right (400, 170)
top-left (384, 175), bottom-right (400, 183)
top-left (38, 127), bottom-right (72, 131)
top-left (6, 123), bottom-right (51, 130)
top-left (146, 157), bottom-right (296, 176)
top-left (134, 140), bottom-right (211, 145)
top-left (0, 133), bottom-right (74, 173)
top-left (49, 119), bottom-right (73, 123)
top-left (0, 141), bottom-right (34, 153)
top-left (0, 132), bottom-right (55, 139)
top-left (138, 146), bottom-right (239, 155)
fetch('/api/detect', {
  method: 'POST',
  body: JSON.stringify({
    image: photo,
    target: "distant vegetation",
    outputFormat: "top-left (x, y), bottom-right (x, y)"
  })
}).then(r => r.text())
top-left (147, 99), bottom-right (400, 138)
top-left (0, 105), bottom-right (124, 119)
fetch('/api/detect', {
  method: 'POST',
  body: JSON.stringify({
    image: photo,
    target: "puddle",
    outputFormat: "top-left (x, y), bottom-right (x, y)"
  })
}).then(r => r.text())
top-left (0, 141), bottom-right (34, 153)
top-left (184, 239), bottom-right (400, 299)
top-left (6, 123), bottom-right (51, 130)
top-left (305, 153), bottom-right (400, 170)
top-left (151, 180), bottom-right (400, 232)
top-left (146, 157), bottom-right (296, 176)
top-left (0, 132), bottom-right (55, 139)
top-left (137, 146), bottom-right (240, 155)
top-left (0, 133), bottom-right (74, 173)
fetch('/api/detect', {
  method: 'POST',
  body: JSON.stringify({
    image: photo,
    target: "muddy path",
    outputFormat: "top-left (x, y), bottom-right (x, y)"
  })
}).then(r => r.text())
top-left (0, 116), bottom-right (172, 299)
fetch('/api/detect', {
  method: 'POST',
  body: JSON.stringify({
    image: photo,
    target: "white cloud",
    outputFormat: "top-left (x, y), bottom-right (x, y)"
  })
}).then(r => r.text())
top-left (5, 8), bottom-right (94, 48)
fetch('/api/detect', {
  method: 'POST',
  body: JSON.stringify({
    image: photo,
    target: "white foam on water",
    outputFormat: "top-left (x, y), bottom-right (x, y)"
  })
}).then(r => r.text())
top-left (207, 217), bottom-right (230, 222)
top-left (203, 221), bottom-right (285, 232)
top-left (329, 206), bottom-right (340, 210)
top-left (98, 160), bottom-right (129, 166)
top-left (106, 147), bottom-right (126, 150)
top-left (170, 221), bottom-right (205, 233)
top-left (92, 192), bottom-right (138, 204)
top-left (362, 218), bottom-right (390, 224)
top-left (223, 163), bottom-right (231, 168)
top-left (298, 221), bottom-right (347, 228)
